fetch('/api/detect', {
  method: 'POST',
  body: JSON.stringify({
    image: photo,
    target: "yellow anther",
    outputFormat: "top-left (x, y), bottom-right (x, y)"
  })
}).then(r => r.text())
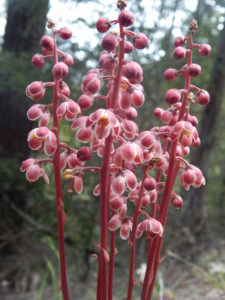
top-left (98, 114), bottom-right (109, 126)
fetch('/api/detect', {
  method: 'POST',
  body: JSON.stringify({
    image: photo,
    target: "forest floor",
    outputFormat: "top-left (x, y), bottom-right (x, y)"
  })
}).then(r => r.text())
top-left (1, 237), bottom-right (225, 300)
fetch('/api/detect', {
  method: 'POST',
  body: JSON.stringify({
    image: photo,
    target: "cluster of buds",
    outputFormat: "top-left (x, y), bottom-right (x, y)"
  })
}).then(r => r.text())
top-left (22, 24), bottom-right (81, 183)
top-left (21, 3), bottom-right (211, 300)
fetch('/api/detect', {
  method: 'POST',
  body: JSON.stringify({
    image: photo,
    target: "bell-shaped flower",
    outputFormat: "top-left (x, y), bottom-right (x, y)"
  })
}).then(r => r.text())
top-left (171, 121), bottom-right (198, 147)
top-left (64, 168), bottom-right (84, 194)
top-left (56, 100), bottom-right (81, 121)
top-left (121, 119), bottom-right (138, 139)
top-left (60, 151), bottom-right (82, 170)
top-left (20, 158), bottom-right (49, 184)
top-left (87, 109), bottom-right (120, 139)
top-left (136, 218), bottom-right (163, 238)
top-left (27, 104), bottom-right (50, 127)
top-left (120, 219), bottom-right (132, 240)
top-left (71, 116), bottom-right (92, 143)
top-left (116, 142), bottom-right (144, 167)
top-left (111, 170), bottom-right (137, 196)
top-left (27, 127), bottom-right (57, 156)
top-left (181, 166), bottom-right (205, 190)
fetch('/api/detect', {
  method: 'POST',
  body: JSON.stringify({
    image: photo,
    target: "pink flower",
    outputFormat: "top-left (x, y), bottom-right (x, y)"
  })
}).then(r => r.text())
top-left (27, 127), bottom-right (57, 156)
top-left (26, 81), bottom-right (45, 100)
top-left (136, 218), bottom-right (164, 238)
top-left (118, 142), bottom-right (143, 165)
top-left (56, 100), bottom-right (81, 121)
top-left (120, 220), bottom-right (132, 240)
top-left (181, 166), bottom-right (205, 190)
top-left (20, 158), bottom-right (49, 184)
top-left (72, 116), bottom-right (92, 143)
top-left (27, 104), bottom-right (50, 126)
top-left (60, 151), bottom-right (82, 170)
top-left (87, 109), bottom-right (120, 139)
top-left (111, 170), bottom-right (137, 195)
top-left (171, 121), bottom-right (198, 147)
top-left (108, 214), bottom-right (122, 231)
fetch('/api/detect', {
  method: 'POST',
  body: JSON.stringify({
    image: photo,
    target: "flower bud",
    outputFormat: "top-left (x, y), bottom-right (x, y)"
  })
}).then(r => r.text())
top-left (188, 63), bottom-right (201, 77)
top-left (52, 62), bottom-right (69, 79)
top-left (102, 34), bottom-right (118, 51)
top-left (133, 33), bottom-right (149, 49)
top-left (196, 90), bottom-right (210, 105)
top-left (60, 82), bottom-right (70, 97)
top-left (112, 175), bottom-right (125, 195)
top-left (171, 195), bottom-right (183, 209)
top-left (124, 41), bottom-right (133, 53)
top-left (165, 89), bottom-right (181, 104)
top-left (110, 196), bottom-right (124, 211)
top-left (108, 214), bottom-right (122, 231)
top-left (26, 81), bottom-right (45, 100)
top-left (144, 177), bottom-right (156, 191)
top-left (41, 35), bottom-right (54, 50)
top-left (77, 146), bottom-right (92, 161)
top-left (120, 222), bottom-right (131, 240)
top-left (154, 107), bottom-right (164, 118)
top-left (131, 89), bottom-right (145, 107)
top-left (60, 27), bottom-right (72, 39)
top-left (198, 44), bottom-right (211, 56)
top-left (78, 94), bottom-right (93, 110)
top-left (61, 53), bottom-right (74, 67)
top-left (125, 107), bottom-right (138, 120)
top-left (32, 54), bottom-right (45, 68)
top-left (96, 17), bottom-right (111, 33)
top-left (122, 61), bottom-right (143, 84)
top-left (164, 68), bottom-right (177, 81)
top-left (118, 10), bottom-right (134, 27)
top-left (99, 52), bottom-right (117, 70)
top-left (174, 36), bottom-right (185, 47)
top-left (82, 73), bottom-right (101, 95)
top-left (173, 46), bottom-right (186, 60)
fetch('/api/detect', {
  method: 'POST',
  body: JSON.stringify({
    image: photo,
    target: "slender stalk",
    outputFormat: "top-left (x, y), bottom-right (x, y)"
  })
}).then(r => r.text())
top-left (141, 35), bottom-right (193, 300)
top-left (127, 166), bottom-right (148, 300)
top-left (98, 24), bottom-right (125, 300)
top-left (146, 163), bottom-right (180, 300)
top-left (140, 141), bottom-right (168, 300)
top-left (108, 229), bottom-right (116, 300)
top-left (52, 30), bottom-right (70, 300)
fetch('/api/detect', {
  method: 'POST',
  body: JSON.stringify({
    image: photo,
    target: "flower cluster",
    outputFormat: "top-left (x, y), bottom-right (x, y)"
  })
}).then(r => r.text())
top-left (21, 3), bottom-right (211, 300)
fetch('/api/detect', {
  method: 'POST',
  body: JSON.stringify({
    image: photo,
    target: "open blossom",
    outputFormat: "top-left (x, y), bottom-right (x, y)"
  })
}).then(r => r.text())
top-left (171, 120), bottom-right (199, 147)
top-left (108, 214), bottom-right (132, 240)
top-left (181, 166), bottom-right (205, 190)
top-left (20, 158), bottom-right (49, 184)
top-left (27, 127), bottom-right (57, 155)
top-left (86, 109), bottom-right (120, 139)
top-left (56, 100), bottom-right (81, 121)
top-left (136, 218), bottom-right (164, 238)
top-left (60, 151), bottom-right (82, 170)
top-left (71, 116), bottom-right (93, 143)
top-left (64, 168), bottom-right (84, 194)
top-left (27, 104), bottom-right (50, 126)
top-left (111, 170), bottom-right (137, 195)
top-left (117, 141), bottom-right (143, 165)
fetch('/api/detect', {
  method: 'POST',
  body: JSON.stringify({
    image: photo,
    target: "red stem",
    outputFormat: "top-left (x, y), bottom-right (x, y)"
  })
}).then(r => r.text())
top-left (127, 166), bottom-right (148, 300)
top-left (98, 24), bottom-right (125, 300)
top-left (140, 141), bottom-right (168, 300)
top-left (141, 35), bottom-right (193, 300)
top-left (52, 30), bottom-right (70, 300)
top-left (108, 229), bottom-right (116, 300)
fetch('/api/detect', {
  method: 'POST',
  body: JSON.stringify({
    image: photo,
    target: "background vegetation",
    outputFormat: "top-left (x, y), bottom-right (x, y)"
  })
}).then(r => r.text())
top-left (0, 0), bottom-right (225, 299)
